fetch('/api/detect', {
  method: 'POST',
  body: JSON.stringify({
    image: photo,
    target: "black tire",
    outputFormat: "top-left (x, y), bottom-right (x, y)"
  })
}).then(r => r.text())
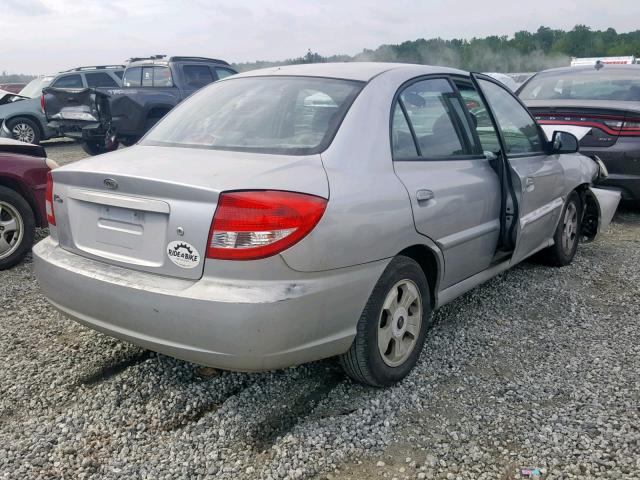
top-left (339, 255), bottom-right (431, 387)
top-left (81, 138), bottom-right (120, 156)
top-left (144, 115), bottom-right (165, 134)
top-left (6, 117), bottom-right (41, 145)
top-left (537, 191), bottom-right (582, 267)
top-left (0, 186), bottom-right (36, 270)
top-left (120, 136), bottom-right (140, 147)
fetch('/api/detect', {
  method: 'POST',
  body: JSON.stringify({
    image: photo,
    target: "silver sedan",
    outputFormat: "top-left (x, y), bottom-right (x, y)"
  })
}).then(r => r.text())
top-left (34, 63), bottom-right (620, 386)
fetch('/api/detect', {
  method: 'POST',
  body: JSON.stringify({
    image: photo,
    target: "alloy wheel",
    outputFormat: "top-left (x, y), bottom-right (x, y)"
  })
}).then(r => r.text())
top-left (0, 201), bottom-right (24, 260)
top-left (11, 123), bottom-right (36, 144)
top-left (378, 279), bottom-right (422, 367)
top-left (562, 202), bottom-right (578, 255)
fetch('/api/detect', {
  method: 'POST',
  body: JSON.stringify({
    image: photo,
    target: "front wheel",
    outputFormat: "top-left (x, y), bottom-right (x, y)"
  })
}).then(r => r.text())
top-left (339, 255), bottom-right (431, 387)
top-left (0, 186), bottom-right (35, 270)
top-left (537, 191), bottom-right (582, 267)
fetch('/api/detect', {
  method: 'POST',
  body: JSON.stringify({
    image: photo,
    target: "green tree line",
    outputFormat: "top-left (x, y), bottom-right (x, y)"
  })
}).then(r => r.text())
top-left (234, 25), bottom-right (640, 73)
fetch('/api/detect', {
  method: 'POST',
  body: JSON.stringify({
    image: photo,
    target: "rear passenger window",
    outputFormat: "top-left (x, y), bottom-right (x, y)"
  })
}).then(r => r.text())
top-left (391, 103), bottom-right (418, 158)
top-left (153, 67), bottom-right (173, 87)
top-left (123, 67), bottom-right (141, 87)
top-left (85, 72), bottom-right (118, 88)
top-left (183, 65), bottom-right (214, 88)
top-left (455, 81), bottom-right (502, 154)
top-left (392, 78), bottom-right (470, 158)
top-left (114, 70), bottom-right (124, 80)
top-left (52, 74), bottom-right (83, 88)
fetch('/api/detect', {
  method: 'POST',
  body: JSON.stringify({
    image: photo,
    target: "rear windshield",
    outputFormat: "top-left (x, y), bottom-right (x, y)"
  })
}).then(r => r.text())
top-left (19, 77), bottom-right (53, 98)
top-left (141, 76), bottom-right (364, 155)
top-left (519, 68), bottom-right (640, 102)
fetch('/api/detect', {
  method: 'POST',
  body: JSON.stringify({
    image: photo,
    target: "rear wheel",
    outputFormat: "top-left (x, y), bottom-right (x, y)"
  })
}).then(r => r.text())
top-left (7, 117), bottom-right (41, 145)
top-left (0, 186), bottom-right (35, 270)
top-left (81, 137), bottom-right (119, 156)
top-left (537, 191), bottom-right (582, 267)
top-left (120, 136), bottom-right (140, 147)
top-left (340, 256), bottom-right (431, 387)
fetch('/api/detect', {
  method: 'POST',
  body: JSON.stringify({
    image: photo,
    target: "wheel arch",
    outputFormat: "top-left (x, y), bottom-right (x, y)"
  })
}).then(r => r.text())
top-left (0, 176), bottom-right (41, 226)
top-left (146, 106), bottom-right (172, 119)
top-left (397, 244), bottom-right (442, 310)
top-left (5, 114), bottom-right (44, 138)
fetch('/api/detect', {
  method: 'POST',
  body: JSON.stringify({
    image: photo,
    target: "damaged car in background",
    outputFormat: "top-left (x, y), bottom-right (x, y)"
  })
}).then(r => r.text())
top-left (519, 63), bottom-right (640, 202)
top-left (34, 63), bottom-right (619, 387)
top-left (0, 66), bottom-right (124, 145)
top-left (43, 56), bottom-right (236, 155)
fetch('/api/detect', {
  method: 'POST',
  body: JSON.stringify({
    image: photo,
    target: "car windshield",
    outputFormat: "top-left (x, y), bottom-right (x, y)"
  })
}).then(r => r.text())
top-left (141, 76), bottom-right (363, 155)
top-left (19, 77), bottom-right (53, 98)
top-left (519, 68), bottom-right (640, 102)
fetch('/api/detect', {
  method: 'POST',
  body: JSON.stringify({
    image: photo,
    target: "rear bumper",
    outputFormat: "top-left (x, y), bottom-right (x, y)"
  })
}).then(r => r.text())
top-left (46, 120), bottom-right (104, 141)
top-left (33, 237), bottom-right (385, 371)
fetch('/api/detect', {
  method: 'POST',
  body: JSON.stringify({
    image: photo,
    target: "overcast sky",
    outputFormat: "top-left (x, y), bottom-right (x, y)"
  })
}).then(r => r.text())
top-left (1, 0), bottom-right (640, 75)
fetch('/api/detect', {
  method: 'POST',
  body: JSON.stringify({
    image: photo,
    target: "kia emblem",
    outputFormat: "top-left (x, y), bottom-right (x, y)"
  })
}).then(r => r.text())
top-left (104, 178), bottom-right (118, 190)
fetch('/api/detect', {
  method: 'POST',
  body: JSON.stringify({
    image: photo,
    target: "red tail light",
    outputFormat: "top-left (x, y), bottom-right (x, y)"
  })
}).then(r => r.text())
top-left (207, 190), bottom-right (327, 260)
top-left (40, 93), bottom-right (45, 114)
top-left (45, 171), bottom-right (56, 226)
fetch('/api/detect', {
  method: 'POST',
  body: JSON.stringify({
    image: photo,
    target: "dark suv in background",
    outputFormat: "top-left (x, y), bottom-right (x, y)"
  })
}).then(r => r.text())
top-left (44, 56), bottom-right (237, 155)
top-left (0, 66), bottom-right (124, 145)
top-left (518, 64), bottom-right (640, 201)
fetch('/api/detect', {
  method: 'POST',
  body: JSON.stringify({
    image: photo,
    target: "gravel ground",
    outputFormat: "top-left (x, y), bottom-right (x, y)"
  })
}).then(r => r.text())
top-left (1, 143), bottom-right (638, 479)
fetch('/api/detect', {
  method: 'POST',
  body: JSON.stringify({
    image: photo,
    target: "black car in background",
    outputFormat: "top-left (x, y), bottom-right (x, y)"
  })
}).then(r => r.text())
top-left (44, 56), bottom-right (237, 155)
top-left (518, 64), bottom-right (640, 201)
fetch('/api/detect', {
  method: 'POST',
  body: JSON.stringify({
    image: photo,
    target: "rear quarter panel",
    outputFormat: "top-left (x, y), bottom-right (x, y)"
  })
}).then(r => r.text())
top-left (0, 152), bottom-right (48, 227)
top-left (110, 89), bottom-right (180, 135)
top-left (281, 68), bottom-right (447, 276)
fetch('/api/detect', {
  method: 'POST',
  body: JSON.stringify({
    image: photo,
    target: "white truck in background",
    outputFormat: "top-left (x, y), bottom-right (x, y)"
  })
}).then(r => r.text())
top-left (571, 56), bottom-right (636, 66)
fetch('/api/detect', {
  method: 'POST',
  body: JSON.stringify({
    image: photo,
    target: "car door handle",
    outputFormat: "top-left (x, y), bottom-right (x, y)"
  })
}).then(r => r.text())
top-left (525, 177), bottom-right (535, 192)
top-left (416, 189), bottom-right (434, 202)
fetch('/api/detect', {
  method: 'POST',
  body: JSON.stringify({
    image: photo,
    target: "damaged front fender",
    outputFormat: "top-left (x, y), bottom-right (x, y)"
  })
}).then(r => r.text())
top-left (582, 187), bottom-right (621, 241)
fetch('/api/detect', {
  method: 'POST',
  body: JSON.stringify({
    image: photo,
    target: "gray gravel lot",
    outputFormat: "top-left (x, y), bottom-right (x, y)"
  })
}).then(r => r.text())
top-left (1, 143), bottom-right (639, 479)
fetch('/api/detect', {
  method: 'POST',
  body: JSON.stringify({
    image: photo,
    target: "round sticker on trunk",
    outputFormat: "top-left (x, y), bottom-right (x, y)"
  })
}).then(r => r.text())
top-left (167, 241), bottom-right (201, 269)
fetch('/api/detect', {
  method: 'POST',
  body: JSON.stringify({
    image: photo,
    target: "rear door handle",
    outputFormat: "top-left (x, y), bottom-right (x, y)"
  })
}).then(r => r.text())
top-left (416, 189), bottom-right (434, 202)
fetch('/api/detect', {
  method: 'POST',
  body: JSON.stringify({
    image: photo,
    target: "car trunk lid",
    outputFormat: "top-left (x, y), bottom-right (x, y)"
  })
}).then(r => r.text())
top-left (50, 145), bottom-right (328, 280)
top-left (525, 100), bottom-right (640, 148)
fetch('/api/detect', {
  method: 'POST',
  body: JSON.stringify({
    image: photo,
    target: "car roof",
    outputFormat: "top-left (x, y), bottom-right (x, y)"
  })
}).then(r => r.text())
top-left (59, 65), bottom-right (125, 73)
top-left (233, 62), bottom-right (467, 82)
top-left (126, 56), bottom-right (230, 68)
top-left (536, 64), bottom-right (640, 75)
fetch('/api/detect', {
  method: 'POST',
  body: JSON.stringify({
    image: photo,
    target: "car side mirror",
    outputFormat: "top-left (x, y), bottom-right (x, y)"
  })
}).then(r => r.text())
top-left (550, 131), bottom-right (579, 154)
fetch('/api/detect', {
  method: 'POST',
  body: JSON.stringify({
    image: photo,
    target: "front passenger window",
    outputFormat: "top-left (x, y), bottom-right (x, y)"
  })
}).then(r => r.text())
top-left (456, 82), bottom-right (501, 154)
top-left (478, 79), bottom-right (543, 154)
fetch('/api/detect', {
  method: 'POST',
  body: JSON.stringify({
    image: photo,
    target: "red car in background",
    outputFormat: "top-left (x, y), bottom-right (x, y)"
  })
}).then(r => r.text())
top-left (0, 138), bottom-right (57, 269)
top-left (0, 84), bottom-right (26, 94)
